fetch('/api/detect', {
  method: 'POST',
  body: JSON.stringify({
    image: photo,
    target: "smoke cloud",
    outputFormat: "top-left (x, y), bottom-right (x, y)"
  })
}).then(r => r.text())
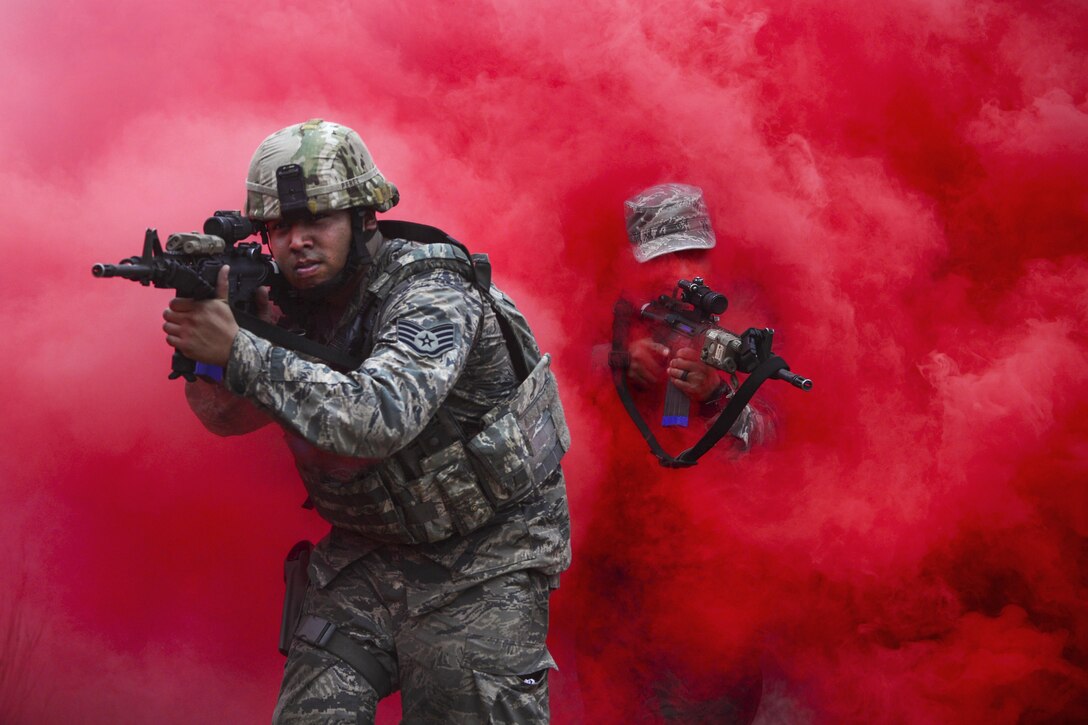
top-left (1, 0), bottom-right (1085, 722)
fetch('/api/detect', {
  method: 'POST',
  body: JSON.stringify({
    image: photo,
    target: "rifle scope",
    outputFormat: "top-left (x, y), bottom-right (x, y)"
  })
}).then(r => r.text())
top-left (678, 277), bottom-right (728, 316)
top-left (203, 210), bottom-right (257, 245)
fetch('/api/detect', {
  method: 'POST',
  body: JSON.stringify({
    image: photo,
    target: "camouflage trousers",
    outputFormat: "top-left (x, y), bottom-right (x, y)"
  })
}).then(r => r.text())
top-left (272, 549), bottom-right (555, 724)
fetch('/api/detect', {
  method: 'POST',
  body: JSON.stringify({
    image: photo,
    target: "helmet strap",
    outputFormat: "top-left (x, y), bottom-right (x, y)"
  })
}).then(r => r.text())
top-left (350, 208), bottom-right (377, 268)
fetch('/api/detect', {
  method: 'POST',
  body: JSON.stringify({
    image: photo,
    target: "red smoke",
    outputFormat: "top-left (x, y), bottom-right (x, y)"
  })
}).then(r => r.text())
top-left (1, 1), bottom-right (1085, 722)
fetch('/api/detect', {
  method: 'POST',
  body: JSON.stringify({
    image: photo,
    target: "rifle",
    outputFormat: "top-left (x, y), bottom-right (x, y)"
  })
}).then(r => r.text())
top-left (93, 211), bottom-right (280, 381)
top-left (95, 209), bottom-right (364, 382)
top-left (640, 276), bottom-right (811, 425)
top-left (611, 276), bottom-right (812, 467)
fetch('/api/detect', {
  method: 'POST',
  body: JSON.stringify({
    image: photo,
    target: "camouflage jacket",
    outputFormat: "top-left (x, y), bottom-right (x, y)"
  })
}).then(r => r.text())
top-left (220, 234), bottom-right (571, 612)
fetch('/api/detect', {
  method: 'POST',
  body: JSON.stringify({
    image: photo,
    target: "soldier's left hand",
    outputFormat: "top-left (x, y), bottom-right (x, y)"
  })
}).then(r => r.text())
top-left (667, 347), bottom-right (721, 403)
top-left (162, 265), bottom-right (240, 367)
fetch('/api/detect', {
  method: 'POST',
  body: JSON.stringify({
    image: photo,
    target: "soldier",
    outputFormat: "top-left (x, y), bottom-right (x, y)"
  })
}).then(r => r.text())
top-left (574, 184), bottom-right (769, 724)
top-left (623, 182), bottom-right (772, 450)
top-left (162, 119), bottom-right (572, 724)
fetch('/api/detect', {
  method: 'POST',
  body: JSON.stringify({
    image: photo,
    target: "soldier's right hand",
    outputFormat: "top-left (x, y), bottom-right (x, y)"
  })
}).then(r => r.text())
top-left (162, 265), bottom-right (239, 367)
top-left (254, 286), bottom-right (283, 325)
top-left (628, 337), bottom-right (669, 389)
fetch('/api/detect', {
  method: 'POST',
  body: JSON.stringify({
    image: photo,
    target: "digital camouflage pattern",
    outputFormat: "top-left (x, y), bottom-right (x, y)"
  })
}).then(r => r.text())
top-left (468, 355), bottom-right (571, 507)
top-left (225, 238), bottom-right (570, 548)
top-left (274, 558), bottom-right (555, 724)
top-left (722, 394), bottom-right (774, 452)
top-left (184, 110), bottom-right (569, 720)
top-left (224, 228), bottom-right (570, 574)
top-left (245, 119), bottom-right (400, 219)
top-left (225, 261), bottom-right (486, 461)
top-left (208, 231), bottom-right (571, 722)
top-left (625, 183), bottom-right (717, 263)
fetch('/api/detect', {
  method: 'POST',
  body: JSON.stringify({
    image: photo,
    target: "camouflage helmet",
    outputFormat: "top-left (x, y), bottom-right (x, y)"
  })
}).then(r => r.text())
top-left (624, 183), bottom-right (716, 263)
top-left (245, 119), bottom-right (400, 220)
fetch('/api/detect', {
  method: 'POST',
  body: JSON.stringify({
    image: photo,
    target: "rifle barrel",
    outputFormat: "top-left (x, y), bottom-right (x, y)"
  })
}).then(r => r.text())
top-left (774, 369), bottom-right (813, 391)
top-left (91, 263), bottom-right (152, 279)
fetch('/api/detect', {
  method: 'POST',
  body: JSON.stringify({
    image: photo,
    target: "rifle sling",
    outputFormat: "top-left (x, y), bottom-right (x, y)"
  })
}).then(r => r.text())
top-left (610, 300), bottom-right (679, 465)
top-left (610, 299), bottom-right (785, 468)
top-left (377, 220), bottom-right (533, 381)
top-left (233, 309), bottom-right (363, 372)
top-left (674, 353), bottom-right (786, 465)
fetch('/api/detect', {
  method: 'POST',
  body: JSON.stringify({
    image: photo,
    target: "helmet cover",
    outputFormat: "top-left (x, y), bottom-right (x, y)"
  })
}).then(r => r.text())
top-left (245, 119), bottom-right (399, 220)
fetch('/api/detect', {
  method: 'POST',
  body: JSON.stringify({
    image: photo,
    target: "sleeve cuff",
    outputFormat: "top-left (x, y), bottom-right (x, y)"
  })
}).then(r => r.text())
top-left (697, 380), bottom-right (731, 418)
top-left (224, 328), bottom-right (272, 397)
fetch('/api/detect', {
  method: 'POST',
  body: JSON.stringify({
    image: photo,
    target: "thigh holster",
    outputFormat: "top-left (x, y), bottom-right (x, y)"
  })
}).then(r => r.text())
top-left (279, 540), bottom-right (313, 656)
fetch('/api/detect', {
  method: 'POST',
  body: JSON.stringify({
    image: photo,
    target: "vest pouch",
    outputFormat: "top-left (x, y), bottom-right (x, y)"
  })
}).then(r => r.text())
top-left (414, 440), bottom-right (496, 539)
top-left (305, 464), bottom-right (420, 544)
top-left (467, 354), bottom-right (570, 507)
top-left (388, 475), bottom-right (454, 544)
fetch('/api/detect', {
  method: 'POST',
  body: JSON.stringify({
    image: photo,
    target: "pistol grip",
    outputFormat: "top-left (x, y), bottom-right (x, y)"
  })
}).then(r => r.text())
top-left (168, 351), bottom-right (197, 382)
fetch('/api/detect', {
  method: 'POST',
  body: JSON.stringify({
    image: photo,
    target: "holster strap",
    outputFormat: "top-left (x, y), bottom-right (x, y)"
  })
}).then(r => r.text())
top-left (296, 615), bottom-right (393, 698)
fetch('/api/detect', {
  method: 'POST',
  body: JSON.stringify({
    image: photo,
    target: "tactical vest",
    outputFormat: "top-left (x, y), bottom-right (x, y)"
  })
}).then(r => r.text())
top-left (301, 222), bottom-right (570, 545)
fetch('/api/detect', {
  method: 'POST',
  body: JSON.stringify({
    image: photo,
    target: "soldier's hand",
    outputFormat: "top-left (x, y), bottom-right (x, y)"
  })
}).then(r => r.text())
top-left (667, 347), bottom-right (722, 403)
top-left (255, 285), bottom-right (283, 325)
top-left (162, 265), bottom-right (240, 367)
top-left (628, 337), bottom-right (669, 389)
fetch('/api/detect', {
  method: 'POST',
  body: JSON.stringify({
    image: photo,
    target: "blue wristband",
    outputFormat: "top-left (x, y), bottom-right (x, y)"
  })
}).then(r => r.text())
top-left (194, 362), bottom-right (224, 383)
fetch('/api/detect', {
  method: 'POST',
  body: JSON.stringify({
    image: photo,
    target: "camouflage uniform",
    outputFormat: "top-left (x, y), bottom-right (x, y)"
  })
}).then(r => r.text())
top-left (583, 184), bottom-right (766, 722)
top-left (186, 119), bottom-right (570, 723)
top-left (622, 183), bottom-right (773, 449)
top-left (218, 237), bottom-right (571, 724)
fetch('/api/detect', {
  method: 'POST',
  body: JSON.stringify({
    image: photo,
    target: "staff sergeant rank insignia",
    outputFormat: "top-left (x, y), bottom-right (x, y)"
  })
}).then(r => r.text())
top-left (396, 319), bottom-right (456, 357)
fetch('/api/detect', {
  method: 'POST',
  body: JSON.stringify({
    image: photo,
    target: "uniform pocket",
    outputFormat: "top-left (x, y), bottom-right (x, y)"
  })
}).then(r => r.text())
top-left (466, 412), bottom-right (534, 505)
top-left (392, 470), bottom-right (456, 544)
top-left (464, 638), bottom-right (556, 675)
top-left (414, 441), bottom-right (495, 539)
top-left (463, 636), bottom-right (556, 723)
top-left (466, 354), bottom-right (570, 508)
